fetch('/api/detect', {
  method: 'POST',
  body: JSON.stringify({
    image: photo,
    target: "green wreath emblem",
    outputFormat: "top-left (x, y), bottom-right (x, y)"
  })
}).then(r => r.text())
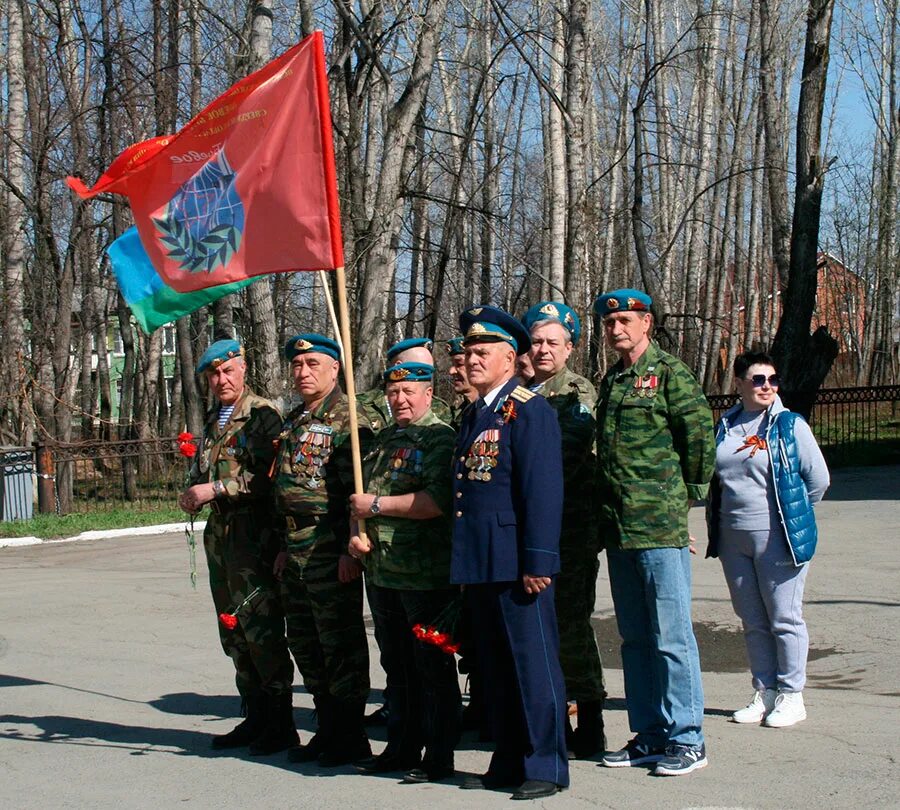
top-left (154, 210), bottom-right (241, 275)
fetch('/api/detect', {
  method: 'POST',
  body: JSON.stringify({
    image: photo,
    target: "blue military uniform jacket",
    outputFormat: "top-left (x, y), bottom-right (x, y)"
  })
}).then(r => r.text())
top-left (450, 377), bottom-right (564, 584)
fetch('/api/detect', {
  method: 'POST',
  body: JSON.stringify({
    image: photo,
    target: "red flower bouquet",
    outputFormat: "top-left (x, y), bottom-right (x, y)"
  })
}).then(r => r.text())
top-left (411, 595), bottom-right (463, 655)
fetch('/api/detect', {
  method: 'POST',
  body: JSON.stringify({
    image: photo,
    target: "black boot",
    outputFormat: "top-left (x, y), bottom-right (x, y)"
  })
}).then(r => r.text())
top-left (288, 694), bottom-right (332, 763)
top-left (318, 698), bottom-right (372, 767)
top-left (211, 693), bottom-right (265, 750)
top-left (248, 693), bottom-right (299, 756)
top-left (571, 700), bottom-right (605, 759)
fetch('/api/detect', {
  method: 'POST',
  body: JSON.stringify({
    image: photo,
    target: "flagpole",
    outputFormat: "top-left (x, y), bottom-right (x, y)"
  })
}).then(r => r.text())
top-left (333, 264), bottom-right (370, 552)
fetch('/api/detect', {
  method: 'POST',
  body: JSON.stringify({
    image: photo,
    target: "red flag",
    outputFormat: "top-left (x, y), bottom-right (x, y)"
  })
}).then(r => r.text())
top-left (67, 32), bottom-right (343, 292)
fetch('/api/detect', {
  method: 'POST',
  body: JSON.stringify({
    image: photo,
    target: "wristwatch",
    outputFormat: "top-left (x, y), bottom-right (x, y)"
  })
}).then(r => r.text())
top-left (370, 496), bottom-right (382, 515)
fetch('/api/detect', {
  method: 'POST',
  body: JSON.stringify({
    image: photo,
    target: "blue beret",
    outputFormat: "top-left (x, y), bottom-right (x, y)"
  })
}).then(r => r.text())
top-left (387, 337), bottom-right (434, 361)
top-left (283, 333), bottom-right (341, 361)
top-left (383, 362), bottom-right (434, 382)
top-left (459, 305), bottom-right (532, 356)
top-left (594, 288), bottom-right (652, 317)
top-left (522, 301), bottom-right (581, 346)
top-left (196, 339), bottom-right (244, 374)
top-left (445, 336), bottom-right (465, 356)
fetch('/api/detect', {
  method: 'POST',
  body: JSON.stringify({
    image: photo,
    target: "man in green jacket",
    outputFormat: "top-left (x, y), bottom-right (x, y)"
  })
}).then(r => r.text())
top-left (273, 333), bottom-right (372, 768)
top-left (521, 301), bottom-right (606, 759)
top-left (178, 339), bottom-right (295, 755)
top-left (594, 289), bottom-right (715, 777)
top-left (349, 361), bottom-right (461, 784)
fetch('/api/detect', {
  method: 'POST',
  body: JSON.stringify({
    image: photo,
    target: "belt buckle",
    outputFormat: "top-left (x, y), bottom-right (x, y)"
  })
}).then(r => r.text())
top-left (285, 515), bottom-right (296, 531)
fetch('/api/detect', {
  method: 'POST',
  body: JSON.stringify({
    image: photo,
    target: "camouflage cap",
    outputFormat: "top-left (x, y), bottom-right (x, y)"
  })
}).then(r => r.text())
top-left (459, 304), bottom-right (532, 356)
top-left (196, 339), bottom-right (244, 374)
top-left (283, 333), bottom-right (341, 361)
top-left (387, 337), bottom-right (434, 361)
top-left (594, 288), bottom-right (652, 317)
top-left (522, 301), bottom-right (581, 345)
top-left (383, 362), bottom-right (434, 382)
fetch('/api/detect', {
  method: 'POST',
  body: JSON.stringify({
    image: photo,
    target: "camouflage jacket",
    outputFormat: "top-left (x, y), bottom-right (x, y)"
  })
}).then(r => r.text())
top-left (358, 386), bottom-right (453, 431)
top-left (362, 408), bottom-right (456, 590)
top-left (532, 366), bottom-right (597, 532)
top-left (190, 388), bottom-right (281, 511)
top-left (449, 397), bottom-right (473, 431)
top-left (272, 386), bottom-right (372, 579)
top-left (595, 342), bottom-right (715, 550)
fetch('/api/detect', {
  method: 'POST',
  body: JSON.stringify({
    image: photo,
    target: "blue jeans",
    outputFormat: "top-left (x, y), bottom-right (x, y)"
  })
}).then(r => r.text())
top-left (607, 547), bottom-right (704, 747)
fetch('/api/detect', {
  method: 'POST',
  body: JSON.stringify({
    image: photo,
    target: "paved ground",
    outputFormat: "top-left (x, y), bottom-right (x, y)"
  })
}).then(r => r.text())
top-left (1, 466), bottom-right (898, 809)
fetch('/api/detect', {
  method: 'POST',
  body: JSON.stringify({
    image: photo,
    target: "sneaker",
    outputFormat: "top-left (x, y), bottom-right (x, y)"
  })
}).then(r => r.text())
top-left (602, 738), bottom-right (666, 768)
top-left (764, 691), bottom-right (806, 728)
top-left (653, 743), bottom-right (708, 776)
top-left (732, 688), bottom-right (778, 724)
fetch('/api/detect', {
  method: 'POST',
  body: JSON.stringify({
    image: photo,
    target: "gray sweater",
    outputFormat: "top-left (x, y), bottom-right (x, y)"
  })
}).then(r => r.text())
top-left (715, 399), bottom-right (830, 531)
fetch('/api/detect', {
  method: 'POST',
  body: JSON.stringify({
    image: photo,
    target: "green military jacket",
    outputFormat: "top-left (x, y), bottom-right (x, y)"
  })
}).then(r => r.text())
top-left (358, 386), bottom-right (454, 431)
top-left (190, 388), bottom-right (281, 507)
top-left (272, 386), bottom-right (371, 580)
top-left (362, 409), bottom-right (456, 590)
top-left (595, 341), bottom-right (715, 550)
top-left (532, 366), bottom-right (597, 533)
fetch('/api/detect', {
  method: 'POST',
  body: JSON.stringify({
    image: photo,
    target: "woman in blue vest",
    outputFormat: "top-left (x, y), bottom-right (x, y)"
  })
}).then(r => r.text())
top-left (706, 352), bottom-right (829, 728)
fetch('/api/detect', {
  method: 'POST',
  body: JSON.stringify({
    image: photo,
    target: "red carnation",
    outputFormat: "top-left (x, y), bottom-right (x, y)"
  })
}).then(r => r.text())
top-left (219, 612), bottom-right (238, 630)
top-left (178, 431), bottom-right (197, 458)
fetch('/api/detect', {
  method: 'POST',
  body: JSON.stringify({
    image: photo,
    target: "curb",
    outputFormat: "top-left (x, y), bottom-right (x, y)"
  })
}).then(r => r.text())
top-left (0, 521), bottom-right (207, 550)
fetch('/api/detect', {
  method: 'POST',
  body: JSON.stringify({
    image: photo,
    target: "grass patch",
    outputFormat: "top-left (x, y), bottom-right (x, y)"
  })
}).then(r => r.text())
top-left (0, 506), bottom-right (188, 540)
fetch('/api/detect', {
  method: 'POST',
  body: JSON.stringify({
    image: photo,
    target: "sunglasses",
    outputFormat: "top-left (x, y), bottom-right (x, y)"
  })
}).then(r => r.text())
top-left (748, 374), bottom-right (780, 388)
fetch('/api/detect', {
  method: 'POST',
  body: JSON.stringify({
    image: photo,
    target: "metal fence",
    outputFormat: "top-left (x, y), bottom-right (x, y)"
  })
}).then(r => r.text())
top-left (4, 384), bottom-right (899, 518)
top-left (42, 437), bottom-right (188, 515)
top-left (707, 385), bottom-right (900, 467)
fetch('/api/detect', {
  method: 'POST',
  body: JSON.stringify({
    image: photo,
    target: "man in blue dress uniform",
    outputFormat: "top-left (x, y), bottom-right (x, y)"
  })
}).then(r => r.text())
top-left (452, 305), bottom-right (569, 800)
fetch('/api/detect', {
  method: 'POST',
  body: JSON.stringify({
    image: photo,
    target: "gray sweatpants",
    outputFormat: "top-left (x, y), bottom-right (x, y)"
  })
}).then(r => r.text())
top-left (719, 524), bottom-right (810, 692)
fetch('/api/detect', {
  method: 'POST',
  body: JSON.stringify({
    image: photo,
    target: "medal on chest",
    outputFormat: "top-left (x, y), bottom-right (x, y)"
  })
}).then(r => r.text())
top-left (465, 429), bottom-right (499, 481)
top-left (632, 374), bottom-right (659, 398)
top-left (383, 447), bottom-right (423, 480)
top-left (289, 421), bottom-right (334, 486)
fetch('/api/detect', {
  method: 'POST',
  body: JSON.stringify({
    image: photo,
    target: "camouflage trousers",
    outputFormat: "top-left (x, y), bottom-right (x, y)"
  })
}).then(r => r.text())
top-left (555, 533), bottom-right (606, 703)
top-left (279, 555), bottom-right (370, 702)
top-left (203, 511), bottom-right (294, 699)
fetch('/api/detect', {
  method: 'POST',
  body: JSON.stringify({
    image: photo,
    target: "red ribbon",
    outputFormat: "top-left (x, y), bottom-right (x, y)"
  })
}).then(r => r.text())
top-left (735, 435), bottom-right (768, 458)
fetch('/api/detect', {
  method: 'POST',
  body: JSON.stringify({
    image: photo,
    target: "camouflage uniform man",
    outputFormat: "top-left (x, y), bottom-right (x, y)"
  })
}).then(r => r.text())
top-left (522, 301), bottom-right (606, 759)
top-left (594, 289), bottom-right (715, 777)
top-left (273, 333), bottom-right (372, 767)
top-left (446, 336), bottom-right (477, 429)
top-left (350, 361), bottom-right (461, 784)
top-left (357, 338), bottom-right (453, 429)
top-left (178, 339), bottom-right (295, 755)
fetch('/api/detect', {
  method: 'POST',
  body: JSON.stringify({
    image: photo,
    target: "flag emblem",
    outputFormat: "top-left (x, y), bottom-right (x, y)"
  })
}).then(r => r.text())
top-left (152, 149), bottom-right (244, 274)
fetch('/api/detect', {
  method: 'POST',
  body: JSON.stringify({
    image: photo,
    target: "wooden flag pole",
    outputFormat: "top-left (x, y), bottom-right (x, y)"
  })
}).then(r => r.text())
top-left (333, 264), bottom-right (370, 552)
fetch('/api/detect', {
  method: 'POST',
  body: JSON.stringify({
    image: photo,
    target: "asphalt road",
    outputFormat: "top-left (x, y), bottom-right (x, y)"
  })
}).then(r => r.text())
top-left (1, 465), bottom-right (898, 809)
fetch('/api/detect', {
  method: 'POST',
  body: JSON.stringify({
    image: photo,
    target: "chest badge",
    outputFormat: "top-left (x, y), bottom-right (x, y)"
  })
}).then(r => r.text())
top-left (633, 374), bottom-right (659, 398)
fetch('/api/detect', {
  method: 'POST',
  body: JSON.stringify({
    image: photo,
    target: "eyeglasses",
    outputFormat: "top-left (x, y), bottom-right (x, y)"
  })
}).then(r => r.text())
top-left (749, 374), bottom-right (780, 388)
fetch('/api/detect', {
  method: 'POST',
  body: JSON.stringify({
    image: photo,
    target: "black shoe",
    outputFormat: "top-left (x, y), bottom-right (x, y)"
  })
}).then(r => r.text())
top-left (460, 772), bottom-right (521, 791)
top-left (318, 697), bottom-right (372, 767)
top-left (571, 700), bottom-right (605, 760)
top-left (356, 751), bottom-right (421, 774)
top-left (364, 704), bottom-right (389, 726)
top-left (402, 765), bottom-right (454, 784)
top-left (287, 732), bottom-right (327, 763)
top-left (211, 695), bottom-right (264, 750)
top-left (511, 780), bottom-right (561, 800)
top-left (248, 694), bottom-right (299, 756)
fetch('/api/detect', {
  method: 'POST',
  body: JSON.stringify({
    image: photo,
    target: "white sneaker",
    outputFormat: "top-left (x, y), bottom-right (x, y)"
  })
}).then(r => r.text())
top-left (764, 691), bottom-right (806, 728)
top-left (731, 689), bottom-right (777, 724)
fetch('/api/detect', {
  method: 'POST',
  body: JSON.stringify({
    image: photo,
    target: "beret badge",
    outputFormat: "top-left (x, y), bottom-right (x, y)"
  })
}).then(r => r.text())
top-left (388, 367), bottom-right (411, 381)
top-left (294, 338), bottom-right (314, 351)
top-left (607, 297), bottom-right (620, 310)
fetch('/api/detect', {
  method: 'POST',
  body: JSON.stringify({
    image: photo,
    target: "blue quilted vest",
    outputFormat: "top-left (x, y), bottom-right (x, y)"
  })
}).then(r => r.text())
top-left (709, 406), bottom-right (818, 566)
top-left (767, 411), bottom-right (818, 564)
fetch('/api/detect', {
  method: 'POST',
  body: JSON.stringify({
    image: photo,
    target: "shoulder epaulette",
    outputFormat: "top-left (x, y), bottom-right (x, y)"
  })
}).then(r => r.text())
top-left (509, 386), bottom-right (536, 403)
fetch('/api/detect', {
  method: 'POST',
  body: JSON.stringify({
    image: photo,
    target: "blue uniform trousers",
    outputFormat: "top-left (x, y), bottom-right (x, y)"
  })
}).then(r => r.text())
top-left (466, 580), bottom-right (569, 787)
